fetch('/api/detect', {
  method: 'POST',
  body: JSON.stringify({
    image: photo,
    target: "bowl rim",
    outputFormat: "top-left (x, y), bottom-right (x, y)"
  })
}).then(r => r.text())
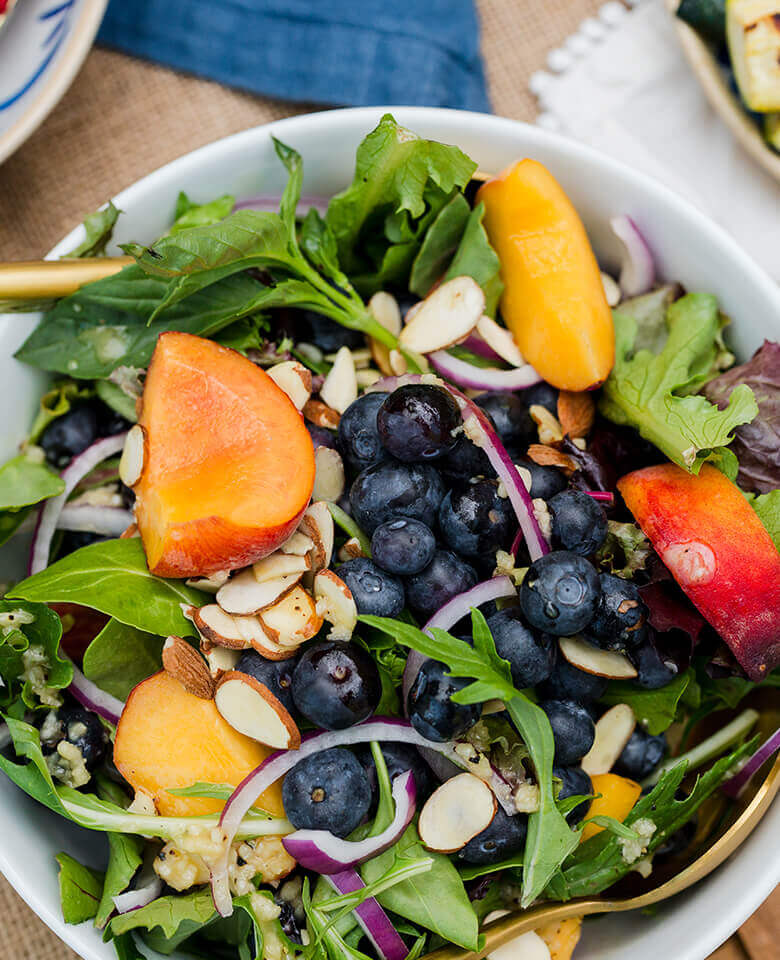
top-left (1, 105), bottom-right (779, 960)
top-left (0, 0), bottom-right (108, 166)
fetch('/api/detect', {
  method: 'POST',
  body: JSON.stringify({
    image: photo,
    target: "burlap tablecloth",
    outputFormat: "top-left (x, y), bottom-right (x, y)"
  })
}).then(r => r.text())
top-left (5, 2), bottom-right (767, 959)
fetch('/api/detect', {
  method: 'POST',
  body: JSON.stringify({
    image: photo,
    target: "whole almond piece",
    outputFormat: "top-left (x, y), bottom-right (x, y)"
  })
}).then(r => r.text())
top-left (526, 444), bottom-right (578, 475)
top-left (303, 399), bottom-right (341, 429)
top-left (162, 635), bottom-right (215, 699)
top-left (557, 390), bottom-right (595, 439)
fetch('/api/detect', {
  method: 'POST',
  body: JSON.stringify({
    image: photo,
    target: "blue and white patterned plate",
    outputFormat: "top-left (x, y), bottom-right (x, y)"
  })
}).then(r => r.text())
top-left (0, 0), bottom-right (108, 165)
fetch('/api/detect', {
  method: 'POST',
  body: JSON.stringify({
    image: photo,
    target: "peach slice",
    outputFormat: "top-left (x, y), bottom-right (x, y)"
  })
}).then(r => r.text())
top-left (114, 671), bottom-right (284, 817)
top-left (135, 332), bottom-right (315, 578)
top-left (618, 464), bottom-right (780, 681)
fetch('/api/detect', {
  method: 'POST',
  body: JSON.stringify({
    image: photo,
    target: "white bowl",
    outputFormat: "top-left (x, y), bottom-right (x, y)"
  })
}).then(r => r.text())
top-left (0, 107), bottom-right (778, 960)
top-left (0, 0), bottom-right (107, 165)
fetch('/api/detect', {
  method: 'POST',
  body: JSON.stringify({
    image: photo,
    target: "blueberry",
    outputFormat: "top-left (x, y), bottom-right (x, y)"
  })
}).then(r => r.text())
top-left (520, 382), bottom-right (559, 416)
top-left (438, 479), bottom-right (514, 558)
top-left (538, 652), bottom-right (608, 703)
top-left (275, 901), bottom-right (303, 945)
top-left (630, 632), bottom-right (679, 689)
top-left (41, 705), bottom-right (108, 771)
top-left (339, 558), bottom-right (405, 617)
top-left (405, 550), bottom-right (477, 621)
top-left (371, 518), bottom-right (436, 575)
top-left (39, 403), bottom-right (99, 468)
top-left (548, 490), bottom-right (607, 556)
top-left (337, 393), bottom-right (390, 473)
top-left (350, 461), bottom-right (445, 535)
top-left (95, 401), bottom-right (131, 437)
top-left (307, 424), bottom-right (338, 450)
top-left (486, 608), bottom-right (555, 688)
top-left (377, 385), bottom-right (461, 462)
top-left (302, 311), bottom-right (365, 352)
top-left (515, 457), bottom-right (568, 501)
top-left (616, 729), bottom-right (667, 781)
top-left (474, 391), bottom-right (535, 451)
top-left (357, 742), bottom-right (435, 806)
top-left (554, 765), bottom-right (593, 824)
top-left (292, 641), bottom-right (382, 730)
top-left (235, 650), bottom-right (296, 714)
top-left (541, 699), bottom-right (596, 766)
top-left (457, 806), bottom-right (528, 865)
top-left (520, 551), bottom-right (601, 636)
top-left (55, 531), bottom-right (109, 560)
top-left (654, 818), bottom-right (697, 859)
top-left (590, 573), bottom-right (648, 651)
top-left (439, 434), bottom-right (495, 481)
top-left (408, 659), bottom-right (480, 742)
top-left (282, 747), bottom-right (371, 836)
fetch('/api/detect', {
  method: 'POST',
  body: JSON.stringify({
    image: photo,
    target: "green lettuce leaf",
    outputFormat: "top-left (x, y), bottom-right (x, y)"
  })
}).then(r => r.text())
top-left (83, 619), bottom-right (164, 700)
top-left (0, 453), bottom-right (65, 510)
top-left (600, 293), bottom-right (758, 472)
top-left (66, 202), bottom-right (121, 259)
top-left (744, 489), bottom-right (780, 549)
top-left (409, 193), bottom-right (471, 297)
top-left (110, 888), bottom-right (218, 954)
top-left (94, 777), bottom-right (144, 930)
top-left (171, 192), bottom-right (235, 234)
top-left (600, 670), bottom-right (694, 735)
top-left (444, 201), bottom-right (503, 316)
top-left (56, 852), bottom-right (105, 924)
top-left (0, 600), bottom-right (71, 712)
top-left (594, 520), bottom-right (652, 579)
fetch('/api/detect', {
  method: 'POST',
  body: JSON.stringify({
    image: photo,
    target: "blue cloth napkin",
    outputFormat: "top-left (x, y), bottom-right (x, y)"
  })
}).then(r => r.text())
top-left (98, 0), bottom-right (490, 112)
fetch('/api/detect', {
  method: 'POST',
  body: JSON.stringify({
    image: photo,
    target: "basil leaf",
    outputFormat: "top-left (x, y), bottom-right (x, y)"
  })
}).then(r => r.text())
top-left (110, 888), bottom-right (218, 954)
top-left (56, 852), bottom-right (105, 924)
top-left (66, 202), bottom-right (121, 259)
top-left (171, 192), bottom-right (235, 234)
top-left (600, 670), bottom-right (693, 735)
top-left (409, 193), bottom-right (471, 297)
top-left (0, 453), bottom-right (65, 510)
top-left (82, 619), bottom-right (164, 700)
top-left (444, 201), bottom-right (504, 316)
top-left (8, 538), bottom-right (205, 637)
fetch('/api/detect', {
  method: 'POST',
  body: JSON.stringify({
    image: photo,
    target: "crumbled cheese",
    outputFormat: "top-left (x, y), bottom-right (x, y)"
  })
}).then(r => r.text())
top-left (620, 818), bottom-right (656, 864)
top-left (513, 781), bottom-right (540, 814)
top-left (229, 837), bottom-right (296, 895)
top-left (171, 825), bottom-right (229, 863)
top-left (24, 446), bottom-right (46, 465)
top-left (154, 843), bottom-right (211, 891)
top-left (69, 484), bottom-right (123, 508)
top-left (248, 893), bottom-right (289, 960)
top-left (0, 608), bottom-right (36, 636)
top-left (633, 856), bottom-right (653, 878)
top-left (127, 788), bottom-right (157, 817)
top-left (515, 465), bottom-right (533, 493)
top-left (493, 549), bottom-right (528, 586)
top-left (40, 710), bottom-right (63, 747)
top-left (46, 740), bottom-right (90, 788)
top-left (532, 498), bottom-right (553, 541)
top-left (21, 646), bottom-right (62, 707)
top-left (530, 404), bottom-right (564, 444)
top-left (496, 481), bottom-right (508, 499)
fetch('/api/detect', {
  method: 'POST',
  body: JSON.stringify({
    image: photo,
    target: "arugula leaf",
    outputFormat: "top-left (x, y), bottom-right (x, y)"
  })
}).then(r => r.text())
top-left (83, 619), bottom-right (163, 700)
top-left (600, 670), bottom-right (693, 735)
top-left (326, 114), bottom-right (476, 294)
top-left (600, 293), bottom-right (758, 472)
top-left (326, 501), bottom-right (371, 556)
top-left (0, 716), bottom-right (70, 816)
top-left (0, 600), bottom-right (71, 712)
top-left (549, 738), bottom-right (756, 899)
top-left (171, 192), bottom-right (235, 234)
top-left (67, 202), bottom-right (121, 259)
top-left (166, 782), bottom-right (234, 800)
top-left (8, 538), bottom-right (205, 637)
top-left (56, 852), bottom-right (105, 924)
top-left (0, 453), bottom-right (65, 509)
top-left (744, 489), bottom-right (780, 549)
top-left (110, 888), bottom-right (217, 954)
top-left (458, 853), bottom-right (525, 881)
top-left (409, 193), bottom-right (471, 297)
top-left (94, 779), bottom-right (144, 929)
top-left (359, 611), bottom-right (580, 907)
top-left (444, 201), bottom-right (504, 316)
top-left (29, 381), bottom-right (94, 441)
top-left (111, 933), bottom-right (146, 960)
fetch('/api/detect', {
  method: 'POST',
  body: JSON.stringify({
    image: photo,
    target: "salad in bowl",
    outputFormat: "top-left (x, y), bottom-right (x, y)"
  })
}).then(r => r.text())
top-left (0, 113), bottom-right (778, 960)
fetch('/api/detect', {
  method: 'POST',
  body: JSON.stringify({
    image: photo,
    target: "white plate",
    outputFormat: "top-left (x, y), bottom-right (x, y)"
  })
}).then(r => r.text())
top-left (0, 107), bottom-right (778, 960)
top-left (0, 0), bottom-right (107, 165)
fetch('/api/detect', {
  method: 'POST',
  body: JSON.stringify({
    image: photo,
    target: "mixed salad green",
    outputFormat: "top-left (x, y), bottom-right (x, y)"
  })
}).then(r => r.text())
top-left (0, 115), bottom-right (778, 960)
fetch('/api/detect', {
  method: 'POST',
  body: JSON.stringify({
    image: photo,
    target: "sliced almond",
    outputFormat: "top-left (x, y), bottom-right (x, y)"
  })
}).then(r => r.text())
top-left (226, 613), bottom-right (295, 660)
top-left (120, 522), bottom-right (139, 539)
top-left (312, 447), bottom-right (346, 503)
top-left (162, 635), bottom-right (215, 699)
top-left (260, 585), bottom-right (322, 647)
top-left (356, 368), bottom-right (382, 388)
top-left (399, 276), bottom-right (484, 354)
top-left (186, 570), bottom-right (230, 593)
top-left (530, 405), bottom-right (564, 444)
top-left (418, 773), bottom-right (497, 854)
top-left (299, 502), bottom-right (335, 575)
top-left (303, 398), bottom-right (341, 430)
top-left (313, 569), bottom-right (357, 641)
top-left (601, 271), bottom-right (621, 307)
top-left (388, 349), bottom-right (408, 376)
top-left (326, 347), bottom-right (372, 369)
top-left (526, 444), bottom-right (578, 475)
top-left (338, 536), bottom-right (366, 562)
top-left (581, 703), bottom-right (636, 776)
top-left (475, 315), bottom-right (525, 367)
top-left (369, 292), bottom-right (402, 337)
top-left (187, 604), bottom-right (250, 650)
top-left (217, 570), bottom-right (302, 616)
top-left (319, 346), bottom-right (358, 415)
top-left (267, 361), bottom-right (312, 410)
top-left (280, 531), bottom-right (315, 556)
top-left (215, 672), bottom-right (300, 749)
top-left (559, 635), bottom-right (638, 680)
top-left (119, 424), bottom-right (147, 487)
top-left (557, 391), bottom-right (595, 439)
top-left (201, 643), bottom-right (241, 681)
top-left (252, 553), bottom-right (310, 584)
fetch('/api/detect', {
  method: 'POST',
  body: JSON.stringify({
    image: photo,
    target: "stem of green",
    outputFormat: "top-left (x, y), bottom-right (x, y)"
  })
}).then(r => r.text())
top-left (316, 859), bottom-right (434, 912)
top-left (326, 502), bottom-right (372, 556)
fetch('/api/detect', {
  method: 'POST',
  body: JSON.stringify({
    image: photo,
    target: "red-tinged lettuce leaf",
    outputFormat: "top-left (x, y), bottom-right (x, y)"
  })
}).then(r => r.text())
top-left (703, 341), bottom-right (780, 493)
top-left (640, 580), bottom-right (708, 646)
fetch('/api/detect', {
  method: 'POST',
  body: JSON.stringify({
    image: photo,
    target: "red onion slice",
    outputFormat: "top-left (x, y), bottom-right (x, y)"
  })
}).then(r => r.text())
top-left (282, 771), bottom-right (416, 873)
top-left (368, 376), bottom-right (550, 562)
top-left (212, 718), bottom-right (462, 917)
top-left (722, 727), bottom-right (780, 798)
top-left (458, 334), bottom-right (504, 363)
top-left (583, 491), bottom-right (615, 506)
top-left (429, 350), bottom-right (541, 392)
top-left (29, 433), bottom-right (128, 575)
top-left (111, 874), bottom-right (163, 916)
top-left (610, 215), bottom-right (655, 297)
top-left (57, 505), bottom-right (135, 537)
top-left (68, 659), bottom-right (125, 726)
top-left (324, 870), bottom-right (408, 960)
top-left (233, 194), bottom-right (330, 217)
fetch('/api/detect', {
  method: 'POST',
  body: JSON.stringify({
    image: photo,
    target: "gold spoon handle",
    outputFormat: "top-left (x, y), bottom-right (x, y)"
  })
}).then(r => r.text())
top-left (0, 256), bottom-right (133, 299)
